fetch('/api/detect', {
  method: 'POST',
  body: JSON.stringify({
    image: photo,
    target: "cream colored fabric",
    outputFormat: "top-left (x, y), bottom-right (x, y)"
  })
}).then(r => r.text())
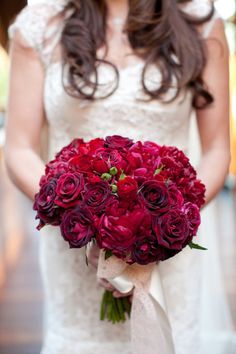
top-left (9, 1), bottom-right (235, 354)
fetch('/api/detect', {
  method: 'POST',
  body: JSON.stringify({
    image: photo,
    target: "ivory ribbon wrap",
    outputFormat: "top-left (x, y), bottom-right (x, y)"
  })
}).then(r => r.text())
top-left (97, 252), bottom-right (176, 354)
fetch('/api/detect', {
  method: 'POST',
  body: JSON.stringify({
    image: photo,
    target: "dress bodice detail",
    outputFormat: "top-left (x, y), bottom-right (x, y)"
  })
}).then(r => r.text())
top-left (9, 0), bottom-right (219, 160)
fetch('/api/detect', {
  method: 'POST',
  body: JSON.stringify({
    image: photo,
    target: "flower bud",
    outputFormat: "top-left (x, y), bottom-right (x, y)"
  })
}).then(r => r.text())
top-left (109, 167), bottom-right (118, 176)
top-left (101, 173), bottom-right (112, 181)
top-left (111, 184), bottom-right (118, 193)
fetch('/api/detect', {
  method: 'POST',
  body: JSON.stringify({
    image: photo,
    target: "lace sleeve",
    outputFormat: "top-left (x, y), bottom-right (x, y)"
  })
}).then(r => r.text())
top-left (8, 2), bottom-right (66, 66)
top-left (179, 0), bottom-right (221, 38)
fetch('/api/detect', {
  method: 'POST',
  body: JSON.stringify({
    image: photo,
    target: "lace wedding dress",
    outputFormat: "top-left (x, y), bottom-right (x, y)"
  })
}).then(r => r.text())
top-left (9, 1), bottom-right (236, 353)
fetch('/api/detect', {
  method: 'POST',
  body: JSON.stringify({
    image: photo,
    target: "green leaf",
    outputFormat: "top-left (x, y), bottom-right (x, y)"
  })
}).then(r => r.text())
top-left (188, 241), bottom-right (208, 251)
top-left (105, 250), bottom-right (113, 260)
top-left (119, 170), bottom-right (126, 180)
top-left (154, 167), bottom-right (163, 175)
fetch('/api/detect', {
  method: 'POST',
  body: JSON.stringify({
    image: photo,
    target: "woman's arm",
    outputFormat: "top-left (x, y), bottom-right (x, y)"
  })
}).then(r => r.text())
top-left (196, 18), bottom-right (231, 205)
top-left (4, 31), bottom-right (46, 201)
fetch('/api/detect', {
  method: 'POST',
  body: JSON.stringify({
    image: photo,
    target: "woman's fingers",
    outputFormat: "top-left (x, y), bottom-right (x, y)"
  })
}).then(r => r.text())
top-left (97, 277), bottom-right (134, 301)
top-left (112, 289), bottom-right (134, 298)
top-left (97, 277), bottom-right (116, 292)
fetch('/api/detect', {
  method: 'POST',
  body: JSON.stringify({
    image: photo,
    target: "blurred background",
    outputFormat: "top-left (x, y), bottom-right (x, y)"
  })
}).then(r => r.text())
top-left (0, 1), bottom-right (236, 353)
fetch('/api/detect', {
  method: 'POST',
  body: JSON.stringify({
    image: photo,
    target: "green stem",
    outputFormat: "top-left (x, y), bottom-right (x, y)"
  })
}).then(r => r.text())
top-left (100, 290), bottom-right (131, 324)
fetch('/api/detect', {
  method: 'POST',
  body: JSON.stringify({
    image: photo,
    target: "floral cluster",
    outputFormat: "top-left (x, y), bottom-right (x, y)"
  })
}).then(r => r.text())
top-left (33, 135), bottom-right (206, 264)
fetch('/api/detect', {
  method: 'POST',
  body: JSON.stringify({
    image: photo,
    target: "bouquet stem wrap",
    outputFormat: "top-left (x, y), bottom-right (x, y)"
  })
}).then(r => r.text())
top-left (97, 251), bottom-right (176, 354)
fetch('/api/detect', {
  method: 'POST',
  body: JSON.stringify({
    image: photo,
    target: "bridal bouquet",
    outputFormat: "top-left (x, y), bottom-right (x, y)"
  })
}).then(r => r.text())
top-left (33, 135), bottom-right (206, 323)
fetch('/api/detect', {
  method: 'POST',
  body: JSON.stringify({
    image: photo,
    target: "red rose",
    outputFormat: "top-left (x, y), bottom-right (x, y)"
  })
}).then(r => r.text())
top-left (88, 138), bottom-right (105, 153)
top-left (97, 208), bottom-right (145, 259)
top-left (182, 202), bottom-right (201, 236)
top-left (83, 181), bottom-right (113, 214)
top-left (131, 233), bottom-right (159, 265)
top-left (105, 135), bottom-right (134, 149)
top-left (152, 209), bottom-right (190, 251)
top-left (60, 205), bottom-right (94, 248)
top-left (44, 161), bottom-right (69, 182)
top-left (55, 172), bottom-right (84, 208)
top-left (117, 176), bottom-right (138, 200)
top-left (121, 151), bottom-right (143, 174)
top-left (143, 141), bottom-right (160, 152)
top-left (86, 174), bottom-right (102, 183)
top-left (95, 148), bottom-right (124, 169)
top-left (92, 157), bottom-right (108, 174)
top-left (55, 138), bottom-right (85, 161)
top-left (69, 155), bottom-right (93, 173)
top-left (139, 180), bottom-right (170, 215)
top-left (33, 178), bottom-right (61, 229)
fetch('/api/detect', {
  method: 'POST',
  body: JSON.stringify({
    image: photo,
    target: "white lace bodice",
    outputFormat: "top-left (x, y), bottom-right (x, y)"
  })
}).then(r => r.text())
top-left (9, 0), bottom-right (219, 160)
top-left (8, 2), bottom-right (222, 354)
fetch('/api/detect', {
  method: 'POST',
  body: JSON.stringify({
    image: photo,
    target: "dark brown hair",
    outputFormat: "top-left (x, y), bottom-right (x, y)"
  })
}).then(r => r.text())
top-left (60, 0), bottom-right (215, 108)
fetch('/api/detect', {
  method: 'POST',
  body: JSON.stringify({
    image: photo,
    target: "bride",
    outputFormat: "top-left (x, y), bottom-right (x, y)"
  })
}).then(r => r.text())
top-left (4, 0), bottom-right (235, 353)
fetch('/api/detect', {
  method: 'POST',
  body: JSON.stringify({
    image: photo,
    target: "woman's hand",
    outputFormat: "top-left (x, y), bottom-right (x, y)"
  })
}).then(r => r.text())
top-left (87, 243), bottom-right (133, 298)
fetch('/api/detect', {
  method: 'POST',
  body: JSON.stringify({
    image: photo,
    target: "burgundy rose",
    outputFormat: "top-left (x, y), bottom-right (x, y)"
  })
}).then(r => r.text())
top-left (168, 183), bottom-right (184, 208)
top-left (105, 135), bottom-right (134, 149)
top-left (152, 209), bottom-right (190, 251)
top-left (60, 205), bottom-right (94, 248)
top-left (82, 181), bottom-right (113, 214)
top-left (55, 172), bottom-right (84, 208)
top-left (33, 178), bottom-right (61, 229)
top-left (182, 202), bottom-right (201, 236)
top-left (139, 180), bottom-right (170, 215)
top-left (131, 230), bottom-right (159, 265)
top-left (117, 176), bottom-right (138, 200)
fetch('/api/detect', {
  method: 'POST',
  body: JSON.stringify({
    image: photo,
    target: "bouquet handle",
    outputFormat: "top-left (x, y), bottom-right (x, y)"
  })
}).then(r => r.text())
top-left (97, 251), bottom-right (175, 354)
